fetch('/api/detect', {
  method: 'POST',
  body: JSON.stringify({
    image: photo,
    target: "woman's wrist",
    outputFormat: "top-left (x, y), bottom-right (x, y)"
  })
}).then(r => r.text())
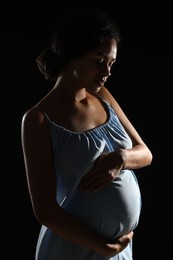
top-left (108, 149), bottom-right (126, 169)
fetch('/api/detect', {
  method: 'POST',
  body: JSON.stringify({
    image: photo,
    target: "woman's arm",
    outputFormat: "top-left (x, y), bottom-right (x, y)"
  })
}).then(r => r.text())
top-left (99, 86), bottom-right (153, 169)
top-left (79, 86), bottom-right (152, 192)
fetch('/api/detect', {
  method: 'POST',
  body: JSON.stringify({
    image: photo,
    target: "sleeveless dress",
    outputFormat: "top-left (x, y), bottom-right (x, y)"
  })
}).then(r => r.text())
top-left (35, 96), bottom-right (142, 260)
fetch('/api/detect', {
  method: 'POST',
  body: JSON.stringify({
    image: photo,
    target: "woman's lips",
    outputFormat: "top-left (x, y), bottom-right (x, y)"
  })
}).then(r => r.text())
top-left (95, 79), bottom-right (105, 86)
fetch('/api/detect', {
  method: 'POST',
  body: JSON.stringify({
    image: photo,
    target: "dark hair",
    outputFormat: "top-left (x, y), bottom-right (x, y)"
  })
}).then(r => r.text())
top-left (36, 8), bottom-right (121, 81)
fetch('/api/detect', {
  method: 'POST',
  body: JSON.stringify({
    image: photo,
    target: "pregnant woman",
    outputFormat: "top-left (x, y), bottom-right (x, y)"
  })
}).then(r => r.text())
top-left (21, 7), bottom-right (152, 260)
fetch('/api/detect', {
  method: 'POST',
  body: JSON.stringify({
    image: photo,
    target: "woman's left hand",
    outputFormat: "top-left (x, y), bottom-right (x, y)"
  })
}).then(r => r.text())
top-left (79, 152), bottom-right (123, 192)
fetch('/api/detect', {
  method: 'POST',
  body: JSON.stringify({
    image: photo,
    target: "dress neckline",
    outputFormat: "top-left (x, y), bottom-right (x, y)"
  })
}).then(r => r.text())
top-left (45, 94), bottom-right (113, 135)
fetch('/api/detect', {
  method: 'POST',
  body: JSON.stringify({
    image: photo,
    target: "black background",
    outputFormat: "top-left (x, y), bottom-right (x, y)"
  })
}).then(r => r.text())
top-left (2, 3), bottom-right (172, 260)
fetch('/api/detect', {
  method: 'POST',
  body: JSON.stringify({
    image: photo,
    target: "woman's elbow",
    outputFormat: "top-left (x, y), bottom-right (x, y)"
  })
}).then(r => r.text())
top-left (146, 149), bottom-right (153, 166)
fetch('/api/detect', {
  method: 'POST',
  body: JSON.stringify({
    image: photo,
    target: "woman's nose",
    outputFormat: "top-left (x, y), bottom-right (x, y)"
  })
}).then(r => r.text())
top-left (100, 64), bottom-right (111, 77)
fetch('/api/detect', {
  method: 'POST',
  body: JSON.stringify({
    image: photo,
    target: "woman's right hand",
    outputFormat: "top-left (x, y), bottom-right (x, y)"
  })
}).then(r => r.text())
top-left (104, 231), bottom-right (134, 258)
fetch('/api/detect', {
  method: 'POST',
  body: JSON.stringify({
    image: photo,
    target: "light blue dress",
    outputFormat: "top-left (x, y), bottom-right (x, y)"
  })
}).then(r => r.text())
top-left (35, 95), bottom-right (142, 260)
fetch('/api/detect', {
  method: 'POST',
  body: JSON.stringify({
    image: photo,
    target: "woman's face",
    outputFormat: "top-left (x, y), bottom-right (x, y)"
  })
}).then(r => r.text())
top-left (71, 38), bottom-right (117, 93)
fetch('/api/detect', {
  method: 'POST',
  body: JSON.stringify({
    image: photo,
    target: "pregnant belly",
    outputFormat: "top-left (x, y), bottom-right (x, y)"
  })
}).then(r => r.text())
top-left (63, 170), bottom-right (141, 241)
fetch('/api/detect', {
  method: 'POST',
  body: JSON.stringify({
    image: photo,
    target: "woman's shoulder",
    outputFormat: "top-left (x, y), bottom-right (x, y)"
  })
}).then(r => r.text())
top-left (98, 87), bottom-right (124, 118)
top-left (21, 106), bottom-right (48, 129)
top-left (98, 86), bottom-right (118, 106)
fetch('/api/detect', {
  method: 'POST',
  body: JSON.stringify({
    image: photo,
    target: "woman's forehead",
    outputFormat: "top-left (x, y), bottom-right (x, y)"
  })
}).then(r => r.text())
top-left (91, 39), bottom-right (117, 59)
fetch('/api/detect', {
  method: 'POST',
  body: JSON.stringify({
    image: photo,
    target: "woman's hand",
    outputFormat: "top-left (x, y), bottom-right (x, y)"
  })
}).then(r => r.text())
top-left (104, 231), bottom-right (134, 258)
top-left (79, 151), bottom-right (124, 192)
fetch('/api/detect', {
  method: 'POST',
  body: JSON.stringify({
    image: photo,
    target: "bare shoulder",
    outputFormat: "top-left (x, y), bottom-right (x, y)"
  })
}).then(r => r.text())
top-left (21, 106), bottom-right (48, 130)
top-left (98, 86), bottom-right (119, 108)
top-left (98, 87), bottom-right (127, 122)
top-left (21, 106), bottom-right (51, 151)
